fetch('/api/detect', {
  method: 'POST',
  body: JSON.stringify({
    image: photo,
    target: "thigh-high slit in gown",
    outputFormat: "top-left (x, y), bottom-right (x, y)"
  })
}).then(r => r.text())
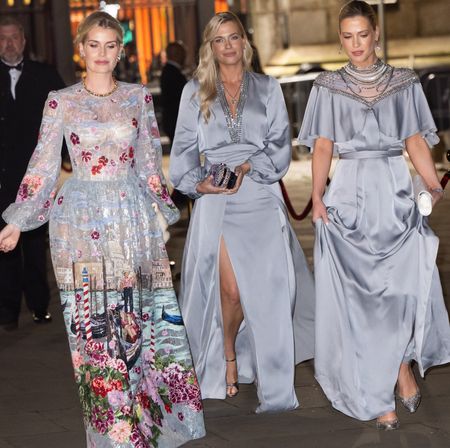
top-left (169, 72), bottom-right (315, 413)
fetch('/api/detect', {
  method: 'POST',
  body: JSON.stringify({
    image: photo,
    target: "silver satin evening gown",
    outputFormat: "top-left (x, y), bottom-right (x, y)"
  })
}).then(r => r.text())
top-left (169, 72), bottom-right (315, 413)
top-left (298, 63), bottom-right (450, 421)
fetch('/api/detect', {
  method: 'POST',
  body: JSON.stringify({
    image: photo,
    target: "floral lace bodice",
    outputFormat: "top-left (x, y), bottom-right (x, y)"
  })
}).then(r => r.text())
top-left (3, 82), bottom-right (179, 231)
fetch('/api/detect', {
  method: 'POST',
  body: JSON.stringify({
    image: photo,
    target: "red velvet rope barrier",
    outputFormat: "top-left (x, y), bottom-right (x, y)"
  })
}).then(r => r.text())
top-left (279, 178), bottom-right (330, 221)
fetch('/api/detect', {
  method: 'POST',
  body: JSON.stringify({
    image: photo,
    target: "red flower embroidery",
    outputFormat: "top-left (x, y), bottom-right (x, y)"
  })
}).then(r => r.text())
top-left (151, 125), bottom-right (160, 138)
top-left (144, 94), bottom-right (152, 103)
top-left (132, 118), bottom-right (138, 128)
top-left (43, 200), bottom-right (51, 209)
top-left (48, 99), bottom-right (58, 109)
top-left (70, 132), bottom-right (80, 145)
top-left (81, 151), bottom-right (92, 162)
top-left (98, 155), bottom-right (108, 166)
top-left (165, 403), bottom-right (172, 414)
top-left (91, 230), bottom-right (100, 240)
top-left (128, 147), bottom-right (134, 159)
top-left (119, 152), bottom-right (128, 163)
top-left (57, 196), bottom-right (64, 205)
top-left (91, 165), bottom-right (102, 175)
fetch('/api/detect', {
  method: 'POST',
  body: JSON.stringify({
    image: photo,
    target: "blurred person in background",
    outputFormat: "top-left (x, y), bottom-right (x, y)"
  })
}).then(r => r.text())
top-left (170, 11), bottom-right (315, 413)
top-left (299, 0), bottom-right (450, 430)
top-left (160, 41), bottom-right (187, 144)
top-left (0, 16), bottom-right (65, 330)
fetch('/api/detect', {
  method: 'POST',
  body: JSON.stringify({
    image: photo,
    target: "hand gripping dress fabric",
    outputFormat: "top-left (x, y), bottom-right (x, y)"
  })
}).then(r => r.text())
top-left (169, 72), bottom-right (315, 413)
top-left (298, 64), bottom-right (450, 421)
top-left (2, 82), bottom-right (205, 447)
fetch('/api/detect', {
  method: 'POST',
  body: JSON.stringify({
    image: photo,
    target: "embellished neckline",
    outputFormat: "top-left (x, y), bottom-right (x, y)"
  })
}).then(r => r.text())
top-left (344, 59), bottom-right (388, 84)
top-left (339, 59), bottom-right (394, 102)
top-left (217, 71), bottom-right (249, 143)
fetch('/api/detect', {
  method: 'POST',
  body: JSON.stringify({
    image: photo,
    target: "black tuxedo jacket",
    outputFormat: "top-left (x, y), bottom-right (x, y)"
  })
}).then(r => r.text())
top-left (160, 62), bottom-right (187, 142)
top-left (0, 60), bottom-right (64, 224)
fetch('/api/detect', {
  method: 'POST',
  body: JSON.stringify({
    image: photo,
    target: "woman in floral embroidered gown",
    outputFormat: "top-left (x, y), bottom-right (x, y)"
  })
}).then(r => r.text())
top-left (0, 12), bottom-right (205, 447)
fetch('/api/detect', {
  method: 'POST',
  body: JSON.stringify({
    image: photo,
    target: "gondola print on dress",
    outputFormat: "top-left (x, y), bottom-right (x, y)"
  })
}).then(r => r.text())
top-left (3, 82), bottom-right (205, 447)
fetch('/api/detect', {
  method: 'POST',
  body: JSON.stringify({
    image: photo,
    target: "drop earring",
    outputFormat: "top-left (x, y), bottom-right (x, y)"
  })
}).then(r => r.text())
top-left (375, 40), bottom-right (381, 51)
top-left (338, 44), bottom-right (342, 54)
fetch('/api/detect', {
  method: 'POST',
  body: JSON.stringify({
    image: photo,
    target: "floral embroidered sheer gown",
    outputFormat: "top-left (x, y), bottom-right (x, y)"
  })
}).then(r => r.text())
top-left (298, 60), bottom-right (450, 421)
top-left (2, 82), bottom-right (205, 447)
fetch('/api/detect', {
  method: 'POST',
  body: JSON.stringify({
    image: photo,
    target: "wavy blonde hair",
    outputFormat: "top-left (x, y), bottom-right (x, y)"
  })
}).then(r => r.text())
top-left (195, 12), bottom-right (253, 122)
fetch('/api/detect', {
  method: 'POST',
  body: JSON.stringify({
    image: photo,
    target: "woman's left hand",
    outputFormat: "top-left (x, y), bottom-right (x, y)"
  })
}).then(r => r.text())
top-left (224, 162), bottom-right (251, 195)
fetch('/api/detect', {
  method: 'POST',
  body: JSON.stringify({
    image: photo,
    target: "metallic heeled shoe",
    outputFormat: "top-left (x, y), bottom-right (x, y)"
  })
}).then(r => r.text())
top-left (225, 358), bottom-right (239, 398)
top-left (398, 391), bottom-right (421, 413)
top-left (376, 419), bottom-right (400, 431)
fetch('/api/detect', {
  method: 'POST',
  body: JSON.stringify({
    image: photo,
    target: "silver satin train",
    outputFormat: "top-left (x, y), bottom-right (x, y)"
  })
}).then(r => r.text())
top-left (170, 72), bottom-right (315, 413)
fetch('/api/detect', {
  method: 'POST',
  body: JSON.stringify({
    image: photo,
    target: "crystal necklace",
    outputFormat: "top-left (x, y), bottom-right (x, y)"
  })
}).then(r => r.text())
top-left (344, 59), bottom-right (388, 84)
top-left (82, 76), bottom-right (118, 97)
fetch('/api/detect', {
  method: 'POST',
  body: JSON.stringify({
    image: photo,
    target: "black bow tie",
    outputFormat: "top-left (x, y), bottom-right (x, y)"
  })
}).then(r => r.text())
top-left (8, 61), bottom-right (23, 71)
top-left (1, 60), bottom-right (23, 71)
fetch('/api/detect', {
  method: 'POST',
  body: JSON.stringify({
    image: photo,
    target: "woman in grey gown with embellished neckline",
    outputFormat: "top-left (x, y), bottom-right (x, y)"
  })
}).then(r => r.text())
top-left (169, 11), bottom-right (315, 413)
top-left (299, 0), bottom-right (450, 430)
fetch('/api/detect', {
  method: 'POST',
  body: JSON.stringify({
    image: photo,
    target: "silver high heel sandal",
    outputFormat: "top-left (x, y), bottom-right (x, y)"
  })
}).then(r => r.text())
top-left (376, 418), bottom-right (400, 431)
top-left (225, 358), bottom-right (239, 398)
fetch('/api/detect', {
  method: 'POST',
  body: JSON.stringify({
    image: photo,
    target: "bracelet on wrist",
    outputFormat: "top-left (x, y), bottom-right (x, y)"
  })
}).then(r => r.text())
top-left (431, 187), bottom-right (444, 194)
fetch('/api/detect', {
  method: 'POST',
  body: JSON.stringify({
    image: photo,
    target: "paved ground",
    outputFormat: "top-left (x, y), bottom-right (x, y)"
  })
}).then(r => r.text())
top-left (0, 157), bottom-right (449, 448)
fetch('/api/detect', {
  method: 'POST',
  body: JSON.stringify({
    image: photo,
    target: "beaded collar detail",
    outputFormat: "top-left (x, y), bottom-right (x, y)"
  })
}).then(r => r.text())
top-left (314, 62), bottom-right (418, 107)
top-left (216, 71), bottom-right (249, 144)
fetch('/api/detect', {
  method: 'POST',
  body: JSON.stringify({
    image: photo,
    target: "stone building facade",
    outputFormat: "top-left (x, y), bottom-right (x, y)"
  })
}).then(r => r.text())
top-left (250, 0), bottom-right (450, 65)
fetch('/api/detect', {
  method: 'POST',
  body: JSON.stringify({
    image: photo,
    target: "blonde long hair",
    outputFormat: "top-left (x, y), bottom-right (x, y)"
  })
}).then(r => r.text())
top-left (195, 12), bottom-right (253, 122)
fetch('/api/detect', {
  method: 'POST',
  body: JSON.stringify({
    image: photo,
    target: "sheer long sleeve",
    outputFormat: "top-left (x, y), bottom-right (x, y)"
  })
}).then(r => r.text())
top-left (246, 76), bottom-right (291, 184)
top-left (2, 91), bottom-right (63, 231)
top-left (169, 80), bottom-right (206, 199)
top-left (135, 86), bottom-right (180, 225)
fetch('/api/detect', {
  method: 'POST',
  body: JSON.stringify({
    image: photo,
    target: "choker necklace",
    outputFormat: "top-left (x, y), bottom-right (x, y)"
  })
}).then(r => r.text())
top-left (344, 59), bottom-right (387, 83)
top-left (82, 77), bottom-right (118, 97)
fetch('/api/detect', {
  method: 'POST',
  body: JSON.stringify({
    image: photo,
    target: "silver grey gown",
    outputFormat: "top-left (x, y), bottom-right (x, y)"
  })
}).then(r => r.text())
top-left (169, 72), bottom-right (315, 413)
top-left (298, 62), bottom-right (450, 421)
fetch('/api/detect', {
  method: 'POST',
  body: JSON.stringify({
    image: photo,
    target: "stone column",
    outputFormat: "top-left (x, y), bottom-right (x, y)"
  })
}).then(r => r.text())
top-left (50, 0), bottom-right (76, 84)
top-left (196, 0), bottom-right (215, 41)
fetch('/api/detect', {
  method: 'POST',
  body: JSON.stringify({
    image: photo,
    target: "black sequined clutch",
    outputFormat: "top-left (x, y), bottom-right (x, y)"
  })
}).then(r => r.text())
top-left (208, 163), bottom-right (237, 189)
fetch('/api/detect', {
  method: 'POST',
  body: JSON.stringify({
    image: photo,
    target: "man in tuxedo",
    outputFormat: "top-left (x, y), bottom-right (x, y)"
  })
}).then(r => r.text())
top-left (0, 16), bottom-right (65, 330)
top-left (160, 41), bottom-right (187, 144)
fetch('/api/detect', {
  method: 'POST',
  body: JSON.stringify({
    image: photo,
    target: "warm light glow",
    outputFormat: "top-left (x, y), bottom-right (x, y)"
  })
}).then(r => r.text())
top-left (215, 0), bottom-right (229, 13)
top-left (7, 0), bottom-right (15, 7)
top-left (24, 0), bottom-right (32, 5)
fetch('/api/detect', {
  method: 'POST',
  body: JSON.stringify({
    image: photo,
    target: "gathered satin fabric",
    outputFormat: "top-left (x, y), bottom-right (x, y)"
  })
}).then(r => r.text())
top-left (169, 73), bottom-right (315, 413)
top-left (298, 67), bottom-right (450, 421)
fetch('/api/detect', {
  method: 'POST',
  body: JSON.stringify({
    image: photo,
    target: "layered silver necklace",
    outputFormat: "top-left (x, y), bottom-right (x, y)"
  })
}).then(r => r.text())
top-left (340, 58), bottom-right (393, 100)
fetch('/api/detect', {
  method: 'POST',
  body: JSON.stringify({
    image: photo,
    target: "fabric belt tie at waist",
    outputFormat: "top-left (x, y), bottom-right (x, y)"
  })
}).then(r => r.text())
top-left (339, 150), bottom-right (403, 160)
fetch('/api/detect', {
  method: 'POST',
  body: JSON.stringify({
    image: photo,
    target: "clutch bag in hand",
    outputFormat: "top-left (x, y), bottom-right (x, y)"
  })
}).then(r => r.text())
top-left (208, 163), bottom-right (237, 189)
top-left (412, 174), bottom-right (432, 216)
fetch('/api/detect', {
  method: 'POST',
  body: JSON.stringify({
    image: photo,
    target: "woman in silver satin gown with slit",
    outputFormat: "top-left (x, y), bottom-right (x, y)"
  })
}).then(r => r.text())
top-left (298, 0), bottom-right (450, 429)
top-left (169, 12), bottom-right (315, 413)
